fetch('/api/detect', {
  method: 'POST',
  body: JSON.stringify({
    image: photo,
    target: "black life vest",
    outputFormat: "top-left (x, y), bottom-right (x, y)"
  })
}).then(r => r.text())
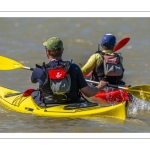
top-left (92, 51), bottom-right (125, 85)
top-left (37, 60), bottom-right (82, 104)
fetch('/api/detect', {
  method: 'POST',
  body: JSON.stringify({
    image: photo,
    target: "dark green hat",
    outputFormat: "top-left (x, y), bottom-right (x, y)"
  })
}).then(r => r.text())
top-left (43, 37), bottom-right (63, 51)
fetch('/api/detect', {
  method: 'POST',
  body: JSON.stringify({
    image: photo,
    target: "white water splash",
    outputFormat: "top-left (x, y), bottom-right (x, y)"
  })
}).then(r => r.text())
top-left (128, 96), bottom-right (150, 114)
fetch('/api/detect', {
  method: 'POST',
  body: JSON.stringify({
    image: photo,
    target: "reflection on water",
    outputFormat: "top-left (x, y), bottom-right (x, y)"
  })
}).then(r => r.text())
top-left (0, 18), bottom-right (150, 133)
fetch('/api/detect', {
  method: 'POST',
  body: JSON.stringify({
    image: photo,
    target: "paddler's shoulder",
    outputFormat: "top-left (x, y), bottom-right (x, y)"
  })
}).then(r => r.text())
top-left (102, 50), bottom-right (114, 55)
top-left (91, 53), bottom-right (102, 60)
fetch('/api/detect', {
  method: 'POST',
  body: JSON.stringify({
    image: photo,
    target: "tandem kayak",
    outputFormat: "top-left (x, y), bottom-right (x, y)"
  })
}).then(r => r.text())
top-left (0, 86), bottom-right (129, 120)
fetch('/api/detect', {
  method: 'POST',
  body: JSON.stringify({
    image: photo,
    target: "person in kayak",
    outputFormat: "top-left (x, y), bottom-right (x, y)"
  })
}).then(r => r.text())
top-left (30, 37), bottom-right (108, 105)
top-left (81, 33), bottom-right (125, 85)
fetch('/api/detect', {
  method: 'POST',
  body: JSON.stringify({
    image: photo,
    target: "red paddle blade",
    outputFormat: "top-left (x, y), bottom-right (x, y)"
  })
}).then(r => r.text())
top-left (113, 37), bottom-right (130, 52)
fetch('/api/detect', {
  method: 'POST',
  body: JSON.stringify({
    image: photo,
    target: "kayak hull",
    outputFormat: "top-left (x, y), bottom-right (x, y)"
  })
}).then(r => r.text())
top-left (0, 86), bottom-right (129, 120)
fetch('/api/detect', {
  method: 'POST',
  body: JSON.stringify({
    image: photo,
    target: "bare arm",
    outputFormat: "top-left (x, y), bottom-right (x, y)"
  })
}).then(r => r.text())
top-left (80, 80), bottom-right (108, 97)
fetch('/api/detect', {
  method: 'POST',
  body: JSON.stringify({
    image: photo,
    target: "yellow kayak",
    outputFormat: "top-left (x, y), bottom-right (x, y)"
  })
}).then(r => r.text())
top-left (0, 86), bottom-right (129, 120)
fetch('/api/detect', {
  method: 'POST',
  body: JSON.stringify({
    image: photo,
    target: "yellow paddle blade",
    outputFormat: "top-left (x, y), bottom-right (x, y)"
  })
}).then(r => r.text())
top-left (126, 85), bottom-right (150, 102)
top-left (0, 56), bottom-right (23, 70)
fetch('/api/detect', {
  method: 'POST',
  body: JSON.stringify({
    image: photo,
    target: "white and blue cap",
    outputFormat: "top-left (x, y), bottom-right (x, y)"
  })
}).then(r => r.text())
top-left (101, 33), bottom-right (116, 48)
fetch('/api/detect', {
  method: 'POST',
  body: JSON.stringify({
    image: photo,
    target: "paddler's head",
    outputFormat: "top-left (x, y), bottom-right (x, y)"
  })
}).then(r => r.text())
top-left (43, 37), bottom-right (64, 59)
top-left (101, 33), bottom-right (116, 51)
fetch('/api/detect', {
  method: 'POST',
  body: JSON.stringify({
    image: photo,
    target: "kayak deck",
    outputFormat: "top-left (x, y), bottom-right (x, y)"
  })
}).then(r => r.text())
top-left (0, 86), bottom-right (129, 120)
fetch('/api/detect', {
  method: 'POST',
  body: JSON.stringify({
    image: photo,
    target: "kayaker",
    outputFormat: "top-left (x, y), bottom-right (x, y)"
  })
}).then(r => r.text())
top-left (81, 33), bottom-right (125, 85)
top-left (30, 37), bottom-right (108, 105)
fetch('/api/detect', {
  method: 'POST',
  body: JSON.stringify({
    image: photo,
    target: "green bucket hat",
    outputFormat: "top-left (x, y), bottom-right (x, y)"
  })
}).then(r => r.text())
top-left (43, 37), bottom-right (63, 52)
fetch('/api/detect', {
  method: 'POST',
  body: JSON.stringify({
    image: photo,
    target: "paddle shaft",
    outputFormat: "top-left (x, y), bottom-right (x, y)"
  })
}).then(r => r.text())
top-left (23, 66), bottom-right (33, 71)
top-left (85, 79), bottom-right (125, 89)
